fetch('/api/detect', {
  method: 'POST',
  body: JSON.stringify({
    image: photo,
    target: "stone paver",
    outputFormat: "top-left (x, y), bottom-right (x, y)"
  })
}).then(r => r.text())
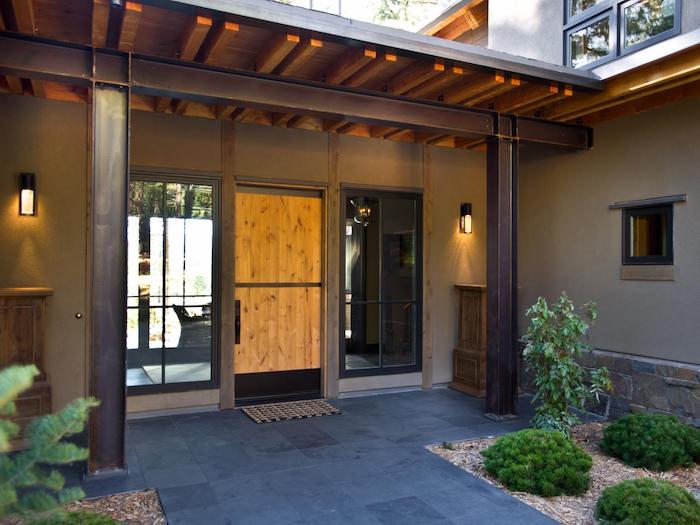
top-left (80, 389), bottom-right (558, 525)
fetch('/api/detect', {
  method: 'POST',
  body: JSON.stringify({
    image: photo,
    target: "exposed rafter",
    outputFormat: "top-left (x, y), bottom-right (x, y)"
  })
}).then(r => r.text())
top-left (91, 0), bottom-right (111, 47)
top-left (255, 33), bottom-right (301, 73)
top-left (276, 37), bottom-right (323, 76)
top-left (117, 1), bottom-right (142, 52)
top-left (324, 47), bottom-right (376, 84)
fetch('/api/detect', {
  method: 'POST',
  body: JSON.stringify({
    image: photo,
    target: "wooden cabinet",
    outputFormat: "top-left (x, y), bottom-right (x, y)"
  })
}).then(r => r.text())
top-left (449, 284), bottom-right (487, 398)
top-left (0, 288), bottom-right (53, 445)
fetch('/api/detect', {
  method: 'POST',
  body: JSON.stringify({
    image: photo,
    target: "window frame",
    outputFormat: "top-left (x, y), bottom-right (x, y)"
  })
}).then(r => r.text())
top-left (622, 204), bottom-right (674, 266)
top-left (563, 0), bottom-right (681, 68)
top-left (339, 188), bottom-right (423, 379)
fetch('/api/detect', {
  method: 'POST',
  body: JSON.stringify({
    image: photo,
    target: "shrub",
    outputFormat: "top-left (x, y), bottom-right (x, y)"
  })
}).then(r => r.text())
top-left (0, 365), bottom-right (100, 520)
top-left (31, 511), bottom-right (119, 525)
top-left (595, 478), bottom-right (700, 525)
top-left (481, 429), bottom-right (592, 497)
top-left (523, 294), bottom-right (612, 436)
top-left (601, 413), bottom-right (700, 471)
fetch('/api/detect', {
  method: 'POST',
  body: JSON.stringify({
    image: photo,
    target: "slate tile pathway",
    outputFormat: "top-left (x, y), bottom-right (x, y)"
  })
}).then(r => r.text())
top-left (80, 389), bottom-right (557, 525)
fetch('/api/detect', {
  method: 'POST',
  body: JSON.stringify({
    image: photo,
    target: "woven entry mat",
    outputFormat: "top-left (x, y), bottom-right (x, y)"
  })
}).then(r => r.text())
top-left (242, 399), bottom-right (341, 423)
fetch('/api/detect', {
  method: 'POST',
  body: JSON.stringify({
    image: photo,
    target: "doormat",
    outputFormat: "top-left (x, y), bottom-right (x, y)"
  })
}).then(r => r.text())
top-left (242, 399), bottom-right (341, 424)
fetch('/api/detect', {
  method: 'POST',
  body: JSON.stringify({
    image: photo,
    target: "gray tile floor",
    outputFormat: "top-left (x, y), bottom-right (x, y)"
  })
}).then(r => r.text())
top-left (80, 389), bottom-right (558, 525)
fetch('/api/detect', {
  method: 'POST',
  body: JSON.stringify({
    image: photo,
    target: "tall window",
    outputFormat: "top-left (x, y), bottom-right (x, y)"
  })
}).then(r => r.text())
top-left (126, 178), bottom-right (218, 392)
top-left (564, 0), bottom-right (680, 68)
top-left (341, 190), bottom-right (422, 376)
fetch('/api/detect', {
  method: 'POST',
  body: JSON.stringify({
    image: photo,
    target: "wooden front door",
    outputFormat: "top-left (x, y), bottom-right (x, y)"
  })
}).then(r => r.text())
top-left (234, 187), bottom-right (322, 401)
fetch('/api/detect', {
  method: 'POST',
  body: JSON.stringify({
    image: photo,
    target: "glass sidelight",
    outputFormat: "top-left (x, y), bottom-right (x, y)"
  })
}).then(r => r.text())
top-left (126, 178), bottom-right (217, 391)
top-left (341, 190), bottom-right (422, 376)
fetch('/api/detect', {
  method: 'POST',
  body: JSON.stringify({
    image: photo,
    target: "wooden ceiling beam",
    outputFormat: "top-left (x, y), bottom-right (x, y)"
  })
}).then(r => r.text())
top-left (324, 47), bottom-right (377, 84)
top-left (540, 47), bottom-right (700, 121)
top-left (255, 33), bottom-right (301, 73)
top-left (323, 119), bottom-right (346, 132)
top-left (271, 112), bottom-right (295, 126)
top-left (463, 74), bottom-right (519, 106)
top-left (91, 0), bottom-right (111, 47)
top-left (344, 51), bottom-right (398, 88)
top-left (5, 76), bottom-right (23, 95)
top-left (405, 65), bottom-right (465, 99)
top-left (215, 105), bottom-right (237, 119)
top-left (200, 21), bottom-right (240, 66)
top-left (443, 70), bottom-right (505, 104)
top-left (276, 37), bottom-right (323, 76)
top-left (179, 16), bottom-right (213, 61)
top-left (422, 0), bottom-right (485, 35)
top-left (118, 1), bottom-right (142, 52)
top-left (0, 9), bottom-right (5, 30)
top-left (386, 60), bottom-right (445, 95)
top-left (9, 0), bottom-right (36, 33)
top-left (490, 81), bottom-right (560, 113)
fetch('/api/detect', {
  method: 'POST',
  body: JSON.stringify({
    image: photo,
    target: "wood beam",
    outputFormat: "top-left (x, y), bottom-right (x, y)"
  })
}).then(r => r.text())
top-left (200, 21), bottom-right (240, 66)
top-left (541, 47), bottom-right (700, 121)
top-left (443, 71), bottom-right (505, 104)
top-left (491, 82), bottom-right (561, 113)
top-left (344, 51), bottom-right (398, 88)
top-left (405, 65), bottom-right (464, 99)
top-left (92, 0), bottom-right (111, 47)
top-left (9, 0), bottom-right (35, 33)
top-left (117, 1), bottom-right (142, 52)
top-left (464, 74), bottom-right (519, 106)
top-left (5, 75), bottom-right (23, 95)
top-left (255, 33), bottom-right (300, 73)
top-left (323, 119), bottom-right (346, 132)
top-left (485, 130), bottom-right (518, 419)
top-left (0, 9), bottom-right (5, 30)
top-left (386, 60), bottom-right (445, 95)
top-left (215, 104), bottom-right (237, 120)
top-left (271, 112), bottom-right (295, 126)
top-left (324, 47), bottom-right (376, 84)
top-left (179, 16), bottom-right (213, 61)
top-left (422, 0), bottom-right (485, 35)
top-left (276, 37), bottom-right (323, 76)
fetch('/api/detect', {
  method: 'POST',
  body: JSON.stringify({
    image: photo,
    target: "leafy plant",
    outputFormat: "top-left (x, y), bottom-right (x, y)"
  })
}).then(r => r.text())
top-left (0, 365), bottom-right (100, 521)
top-left (522, 294), bottom-right (612, 436)
top-left (440, 441), bottom-right (455, 451)
top-left (595, 478), bottom-right (700, 525)
top-left (601, 413), bottom-right (700, 471)
top-left (31, 510), bottom-right (119, 525)
top-left (481, 429), bottom-right (592, 497)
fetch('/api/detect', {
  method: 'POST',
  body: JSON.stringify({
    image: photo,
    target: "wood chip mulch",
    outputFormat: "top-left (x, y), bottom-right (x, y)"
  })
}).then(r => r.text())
top-left (66, 490), bottom-right (166, 525)
top-left (428, 422), bottom-right (700, 525)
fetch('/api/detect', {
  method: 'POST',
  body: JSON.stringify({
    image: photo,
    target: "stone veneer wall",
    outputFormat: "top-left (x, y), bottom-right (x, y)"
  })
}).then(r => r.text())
top-left (578, 349), bottom-right (700, 427)
top-left (520, 347), bottom-right (700, 427)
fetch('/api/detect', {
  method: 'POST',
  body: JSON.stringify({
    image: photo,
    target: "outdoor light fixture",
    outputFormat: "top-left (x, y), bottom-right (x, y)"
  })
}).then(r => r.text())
top-left (460, 202), bottom-right (472, 234)
top-left (19, 173), bottom-right (36, 216)
top-left (351, 198), bottom-right (372, 227)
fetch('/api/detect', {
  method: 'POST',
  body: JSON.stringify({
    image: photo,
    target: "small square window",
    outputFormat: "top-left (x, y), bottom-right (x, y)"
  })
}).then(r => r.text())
top-left (623, 204), bottom-right (673, 265)
top-left (622, 0), bottom-right (677, 50)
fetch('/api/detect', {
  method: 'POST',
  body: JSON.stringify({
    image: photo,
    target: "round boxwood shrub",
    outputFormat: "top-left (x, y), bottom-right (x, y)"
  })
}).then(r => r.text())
top-left (481, 429), bottom-right (592, 497)
top-left (31, 511), bottom-right (119, 525)
top-left (595, 478), bottom-right (700, 525)
top-left (601, 413), bottom-right (700, 471)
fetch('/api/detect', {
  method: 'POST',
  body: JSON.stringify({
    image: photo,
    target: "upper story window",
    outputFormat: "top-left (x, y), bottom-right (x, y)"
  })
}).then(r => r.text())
top-left (564, 0), bottom-right (681, 69)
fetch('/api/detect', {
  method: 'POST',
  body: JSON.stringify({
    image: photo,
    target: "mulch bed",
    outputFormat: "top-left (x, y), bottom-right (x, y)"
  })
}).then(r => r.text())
top-left (66, 490), bottom-right (166, 525)
top-left (428, 422), bottom-right (700, 525)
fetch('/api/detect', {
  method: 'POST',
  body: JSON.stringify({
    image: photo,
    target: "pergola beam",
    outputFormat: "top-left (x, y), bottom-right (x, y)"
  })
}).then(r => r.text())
top-left (0, 34), bottom-right (593, 150)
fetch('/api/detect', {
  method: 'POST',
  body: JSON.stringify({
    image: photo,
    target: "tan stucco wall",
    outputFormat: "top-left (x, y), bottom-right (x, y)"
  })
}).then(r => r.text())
top-left (519, 96), bottom-right (700, 365)
top-left (0, 94), bottom-right (88, 410)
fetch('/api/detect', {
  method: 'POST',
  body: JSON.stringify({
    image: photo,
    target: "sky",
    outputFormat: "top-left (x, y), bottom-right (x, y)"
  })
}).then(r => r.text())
top-left (274, 0), bottom-right (459, 31)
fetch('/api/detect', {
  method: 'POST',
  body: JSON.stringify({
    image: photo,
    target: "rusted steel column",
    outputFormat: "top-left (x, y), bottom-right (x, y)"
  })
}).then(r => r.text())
top-left (485, 117), bottom-right (519, 419)
top-left (88, 84), bottom-right (129, 474)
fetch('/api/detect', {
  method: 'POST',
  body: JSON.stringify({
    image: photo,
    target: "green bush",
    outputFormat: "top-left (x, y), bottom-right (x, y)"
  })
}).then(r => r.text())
top-left (596, 478), bottom-right (700, 525)
top-left (601, 413), bottom-right (700, 471)
top-left (31, 511), bottom-right (119, 525)
top-left (522, 294), bottom-right (612, 436)
top-left (481, 429), bottom-right (592, 497)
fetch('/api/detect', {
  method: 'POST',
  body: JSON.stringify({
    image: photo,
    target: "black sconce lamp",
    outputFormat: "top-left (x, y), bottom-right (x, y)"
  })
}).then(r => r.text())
top-left (19, 173), bottom-right (36, 216)
top-left (460, 202), bottom-right (472, 234)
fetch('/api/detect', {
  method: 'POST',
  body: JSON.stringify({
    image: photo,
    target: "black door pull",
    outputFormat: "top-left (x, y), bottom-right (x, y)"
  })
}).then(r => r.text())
top-left (235, 299), bottom-right (241, 344)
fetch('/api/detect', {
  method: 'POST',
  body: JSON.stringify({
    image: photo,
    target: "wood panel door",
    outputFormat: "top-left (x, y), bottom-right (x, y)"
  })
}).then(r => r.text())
top-left (234, 188), bottom-right (323, 401)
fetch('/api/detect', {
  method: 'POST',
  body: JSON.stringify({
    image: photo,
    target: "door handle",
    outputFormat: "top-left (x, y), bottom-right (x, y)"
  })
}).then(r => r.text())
top-left (235, 299), bottom-right (241, 344)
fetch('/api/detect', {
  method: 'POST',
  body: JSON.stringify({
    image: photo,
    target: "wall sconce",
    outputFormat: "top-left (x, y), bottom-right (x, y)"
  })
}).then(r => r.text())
top-left (351, 198), bottom-right (372, 227)
top-left (19, 173), bottom-right (36, 216)
top-left (460, 202), bottom-right (472, 234)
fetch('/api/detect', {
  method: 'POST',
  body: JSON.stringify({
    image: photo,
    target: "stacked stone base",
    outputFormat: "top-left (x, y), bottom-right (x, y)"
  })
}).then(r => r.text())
top-left (521, 348), bottom-right (700, 427)
top-left (583, 349), bottom-right (699, 426)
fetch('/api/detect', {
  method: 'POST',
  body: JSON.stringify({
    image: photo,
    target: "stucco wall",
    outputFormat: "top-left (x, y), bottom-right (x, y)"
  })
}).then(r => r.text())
top-left (519, 96), bottom-right (700, 365)
top-left (488, 0), bottom-right (564, 65)
top-left (0, 95), bottom-right (88, 410)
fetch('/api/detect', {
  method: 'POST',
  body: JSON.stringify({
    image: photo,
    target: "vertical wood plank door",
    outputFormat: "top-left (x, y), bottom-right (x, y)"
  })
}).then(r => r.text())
top-left (234, 189), bottom-right (323, 400)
